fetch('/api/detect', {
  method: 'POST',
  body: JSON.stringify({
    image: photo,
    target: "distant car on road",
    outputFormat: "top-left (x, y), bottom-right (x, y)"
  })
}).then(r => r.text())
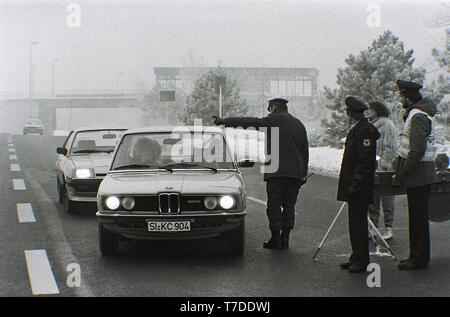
top-left (23, 118), bottom-right (44, 135)
top-left (96, 126), bottom-right (254, 256)
top-left (56, 128), bottom-right (127, 214)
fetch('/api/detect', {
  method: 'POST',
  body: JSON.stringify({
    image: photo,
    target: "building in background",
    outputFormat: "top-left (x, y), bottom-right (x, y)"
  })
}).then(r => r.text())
top-left (154, 67), bottom-right (320, 118)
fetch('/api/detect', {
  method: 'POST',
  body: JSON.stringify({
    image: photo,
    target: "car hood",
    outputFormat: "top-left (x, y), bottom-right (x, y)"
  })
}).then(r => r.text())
top-left (69, 153), bottom-right (112, 175)
top-left (99, 171), bottom-right (244, 195)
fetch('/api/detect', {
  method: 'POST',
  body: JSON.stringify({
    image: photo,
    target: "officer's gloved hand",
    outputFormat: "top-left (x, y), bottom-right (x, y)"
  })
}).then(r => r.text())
top-left (212, 116), bottom-right (224, 125)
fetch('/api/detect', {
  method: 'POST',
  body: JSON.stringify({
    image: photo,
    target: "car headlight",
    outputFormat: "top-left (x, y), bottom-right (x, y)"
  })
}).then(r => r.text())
top-left (219, 195), bottom-right (235, 210)
top-left (75, 168), bottom-right (95, 179)
top-left (122, 197), bottom-right (135, 210)
top-left (204, 197), bottom-right (218, 210)
top-left (105, 196), bottom-right (120, 210)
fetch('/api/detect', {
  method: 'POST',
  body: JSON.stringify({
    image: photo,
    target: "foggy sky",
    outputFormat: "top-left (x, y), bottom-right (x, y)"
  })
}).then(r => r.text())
top-left (0, 0), bottom-right (448, 95)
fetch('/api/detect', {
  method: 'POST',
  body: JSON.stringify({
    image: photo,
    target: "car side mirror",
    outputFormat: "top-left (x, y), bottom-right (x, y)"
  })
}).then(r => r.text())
top-left (56, 147), bottom-right (67, 155)
top-left (238, 159), bottom-right (255, 168)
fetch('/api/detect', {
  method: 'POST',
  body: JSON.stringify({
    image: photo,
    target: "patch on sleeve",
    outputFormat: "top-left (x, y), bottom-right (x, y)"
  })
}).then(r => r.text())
top-left (363, 139), bottom-right (371, 147)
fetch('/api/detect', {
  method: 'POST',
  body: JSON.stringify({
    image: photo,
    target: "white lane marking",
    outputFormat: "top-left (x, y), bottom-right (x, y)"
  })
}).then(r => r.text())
top-left (9, 154), bottom-right (18, 160)
top-left (8, 148), bottom-right (15, 152)
top-left (10, 163), bottom-right (21, 171)
top-left (247, 196), bottom-right (266, 205)
top-left (8, 144), bottom-right (14, 147)
top-left (12, 179), bottom-right (26, 190)
top-left (24, 250), bottom-right (60, 295)
top-left (17, 203), bottom-right (36, 223)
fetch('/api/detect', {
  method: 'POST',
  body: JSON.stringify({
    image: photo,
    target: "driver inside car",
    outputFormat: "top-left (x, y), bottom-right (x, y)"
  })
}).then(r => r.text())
top-left (132, 137), bottom-right (164, 166)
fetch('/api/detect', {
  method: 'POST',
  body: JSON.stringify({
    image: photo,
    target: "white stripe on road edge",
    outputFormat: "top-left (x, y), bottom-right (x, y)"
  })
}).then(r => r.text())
top-left (10, 163), bottom-right (21, 172)
top-left (9, 154), bottom-right (18, 160)
top-left (12, 179), bottom-right (26, 190)
top-left (17, 203), bottom-right (36, 223)
top-left (247, 196), bottom-right (266, 205)
top-left (24, 250), bottom-right (60, 295)
top-left (8, 148), bottom-right (15, 152)
top-left (8, 143), bottom-right (14, 147)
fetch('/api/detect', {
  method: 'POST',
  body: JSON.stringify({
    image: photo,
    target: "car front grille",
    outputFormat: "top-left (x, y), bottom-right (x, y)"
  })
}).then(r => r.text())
top-left (158, 193), bottom-right (180, 214)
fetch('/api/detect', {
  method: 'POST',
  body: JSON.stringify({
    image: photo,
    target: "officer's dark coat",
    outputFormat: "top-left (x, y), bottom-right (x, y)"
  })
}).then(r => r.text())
top-left (220, 109), bottom-right (309, 182)
top-left (337, 118), bottom-right (380, 204)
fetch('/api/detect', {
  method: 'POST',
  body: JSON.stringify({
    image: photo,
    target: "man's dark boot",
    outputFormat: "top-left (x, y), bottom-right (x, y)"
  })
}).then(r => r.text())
top-left (263, 230), bottom-right (281, 249)
top-left (280, 229), bottom-right (291, 249)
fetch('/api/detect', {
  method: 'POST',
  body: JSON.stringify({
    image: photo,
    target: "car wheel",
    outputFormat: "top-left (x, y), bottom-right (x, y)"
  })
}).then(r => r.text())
top-left (98, 223), bottom-right (119, 256)
top-left (56, 180), bottom-right (63, 203)
top-left (62, 184), bottom-right (77, 214)
top-left (221, 219), bottom-right (245, 255)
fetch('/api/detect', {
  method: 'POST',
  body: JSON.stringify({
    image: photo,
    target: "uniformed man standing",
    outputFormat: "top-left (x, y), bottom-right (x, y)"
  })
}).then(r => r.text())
top-left (213, 97), bottom-right (309, 249)
top-left (395, 80), bottom-right (437, 270)
top-left (338, 97), bottom-right (380, 273)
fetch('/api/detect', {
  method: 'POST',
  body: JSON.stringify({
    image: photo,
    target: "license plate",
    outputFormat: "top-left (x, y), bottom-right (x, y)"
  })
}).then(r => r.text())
top-left (147, 220), bottom-right (191, 232)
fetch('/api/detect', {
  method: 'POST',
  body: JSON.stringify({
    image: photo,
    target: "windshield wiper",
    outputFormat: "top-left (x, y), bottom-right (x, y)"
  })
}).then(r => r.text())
top-left (161, 163), bottom-right (218, 172)
top-left (72, 149), bottom-right (111, 154)
top-left (113, 164), bottom-right (173, 172)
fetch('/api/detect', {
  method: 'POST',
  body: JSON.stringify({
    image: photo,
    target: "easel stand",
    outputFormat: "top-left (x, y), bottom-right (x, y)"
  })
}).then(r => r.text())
top-left (312, 202), bottom-right (397, 261)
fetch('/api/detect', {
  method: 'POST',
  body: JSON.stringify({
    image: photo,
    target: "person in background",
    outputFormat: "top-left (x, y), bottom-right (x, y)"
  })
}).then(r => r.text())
top-left (366, 100), bottom-right (399, 240)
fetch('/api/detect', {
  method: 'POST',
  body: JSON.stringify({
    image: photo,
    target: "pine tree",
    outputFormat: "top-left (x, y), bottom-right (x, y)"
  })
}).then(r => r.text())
top-left (182, 69), bottom-right (248, 125)
top-left (321, 30), bottom-right (425, 147)
top-left (139, 85), bottom-right (186, 126)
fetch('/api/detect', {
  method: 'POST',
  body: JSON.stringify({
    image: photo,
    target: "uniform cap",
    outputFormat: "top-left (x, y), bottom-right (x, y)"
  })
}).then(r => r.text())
top-left (396, 80), bottom-right (422, 94)
top-left (344, 96), bottom-right (368, 112)
top-left (267, 97), bottom-right (289, 106)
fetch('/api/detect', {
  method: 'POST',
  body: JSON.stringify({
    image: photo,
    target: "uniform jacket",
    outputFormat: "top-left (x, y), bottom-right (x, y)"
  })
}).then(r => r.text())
top-left (220, 109), bottom-right (309, 181)
top-left (395, 97), bottom-right (437, 188)
top-left (337, 117), bottom-right (380, 204)
top-left (370, 117), bottom-right (399, 171)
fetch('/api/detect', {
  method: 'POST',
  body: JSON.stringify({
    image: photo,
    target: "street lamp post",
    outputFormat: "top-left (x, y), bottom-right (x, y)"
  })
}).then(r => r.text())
top-left (52, 58), bottom-right (60, 97)
top-left (29, 41), bottom-right (38, 118)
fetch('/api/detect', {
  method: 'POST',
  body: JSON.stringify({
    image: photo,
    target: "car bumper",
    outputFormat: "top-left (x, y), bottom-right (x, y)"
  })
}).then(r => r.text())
top-left (96, 212), bottom-right (246, 240)
top-left (66, 178), bottom-right (103, 202)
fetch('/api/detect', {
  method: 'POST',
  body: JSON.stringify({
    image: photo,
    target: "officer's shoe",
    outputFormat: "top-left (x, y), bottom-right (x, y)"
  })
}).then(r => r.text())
top-left (263, 230), bottom-right (282, 249)
top-left (347, 264), bottom-right (367, 273)
top-left (340, 261), bottom-right (353, 270)
top-left (398, 260), bottom-right (428, 270)
top-left (263, 237), bottom-right (282, 249)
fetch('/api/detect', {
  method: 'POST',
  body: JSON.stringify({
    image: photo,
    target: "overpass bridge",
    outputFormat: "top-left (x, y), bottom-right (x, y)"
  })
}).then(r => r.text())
top-left (0, 90), bottom-right (144, 135)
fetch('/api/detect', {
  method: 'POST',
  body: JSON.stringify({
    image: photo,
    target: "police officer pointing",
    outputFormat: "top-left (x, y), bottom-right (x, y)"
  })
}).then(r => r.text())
top-left (337, 97), bottom-right (380, 273)
top-left (214, 97), bottom-right (309, 249)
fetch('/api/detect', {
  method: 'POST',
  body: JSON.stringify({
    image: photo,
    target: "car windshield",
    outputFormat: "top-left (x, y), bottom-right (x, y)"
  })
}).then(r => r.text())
top-left (111, 132), bottom-right (236, 171)
top-left (70, 130), bottom-right (124, 155)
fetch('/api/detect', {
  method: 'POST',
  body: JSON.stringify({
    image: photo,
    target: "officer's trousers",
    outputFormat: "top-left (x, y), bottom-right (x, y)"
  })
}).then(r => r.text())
top-left (266, 177), bottom-right (302, 231)
top-left (406, 184), bottom-right (431, 266)
top-left (348, 202), bottom-right (370, 266)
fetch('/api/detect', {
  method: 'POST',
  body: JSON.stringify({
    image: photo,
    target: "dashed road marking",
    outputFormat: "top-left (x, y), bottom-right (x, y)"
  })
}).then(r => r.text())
top-left (17, 203), bottom-right (36, 223)
top-left (9, 154), bottom-right (18, 160)
top-left (12, 178), bottom-right (26, 190)
top-left (24, 250), bottom-right (60, 295)
top-left (10, 163), bottom-right (21, 172)
top-left (8, 148), bottom-right (15, 152)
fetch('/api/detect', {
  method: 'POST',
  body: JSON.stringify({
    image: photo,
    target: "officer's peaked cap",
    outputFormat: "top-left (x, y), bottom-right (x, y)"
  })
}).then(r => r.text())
top-left (396, 80), bottom-right (422, 94)
top-left (344, 96), bottom-right (368, 112)
top-left (268, 97), bottom-right (289, 106)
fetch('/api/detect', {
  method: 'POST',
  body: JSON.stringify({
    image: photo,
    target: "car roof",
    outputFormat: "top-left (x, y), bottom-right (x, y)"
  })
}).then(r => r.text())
top-left (123, 126), bottom-right (224, 135)
top-left (72, 127), bottom-right (128, 133)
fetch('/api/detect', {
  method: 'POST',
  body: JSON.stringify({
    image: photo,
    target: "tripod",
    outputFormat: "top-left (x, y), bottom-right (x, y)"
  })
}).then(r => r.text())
top-left (312, 202), bottom-right (397, 261)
